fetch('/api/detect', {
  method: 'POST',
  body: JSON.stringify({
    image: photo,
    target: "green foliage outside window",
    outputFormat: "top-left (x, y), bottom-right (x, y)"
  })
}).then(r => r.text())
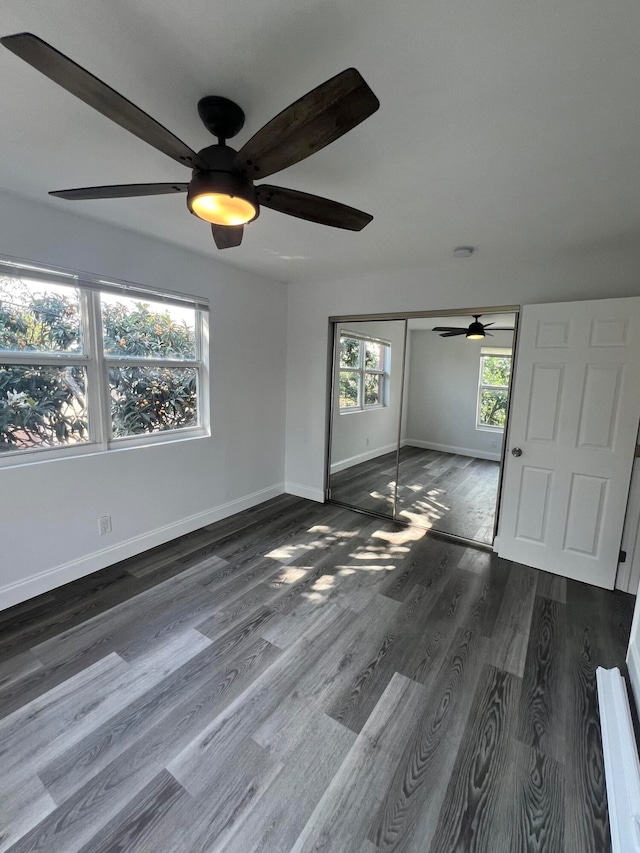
top-left (108, 366), bottom-right (197, 437)
top-left (0, 364), bottom-right (88, 450)
top-left (339, 337), bottom-right (359, 368)
top-left (0, 278), bottom-right (197, 452)
top-left (339, 371), bottom-right (359, 408)
top-left (479, 355), bottom-right (511, 428)
top-left (364, 374), bottom-right (380, 405)
top-left (338, 334), bottom-right (388, 411)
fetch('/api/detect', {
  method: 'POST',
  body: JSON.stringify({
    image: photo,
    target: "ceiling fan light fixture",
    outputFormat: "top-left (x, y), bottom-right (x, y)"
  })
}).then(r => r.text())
top-left (187, 171), bottom-right (259, 226)
top-left (190, 193), bottom-right (256, 226)
top-left (466, 318), bottom-right (486, 339)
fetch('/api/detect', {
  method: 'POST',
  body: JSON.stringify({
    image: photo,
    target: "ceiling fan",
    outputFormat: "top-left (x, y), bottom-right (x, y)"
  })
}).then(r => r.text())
top-left (0, 32), bottom-right (380, 249)
top-left (433, 315), bottom-right (514, 339)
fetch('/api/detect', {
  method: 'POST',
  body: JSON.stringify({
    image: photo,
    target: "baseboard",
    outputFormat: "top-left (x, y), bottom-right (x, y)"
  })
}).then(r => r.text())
top-left (330, 442), bottom-right (399, 474)
top-left (284, 482), bottom-right (325, 503)
top-left (404, 439), bottom-right (502, 463)
top-left (0, 482), bottom-right (286, 612)
top-left (596, 666), bottom-right (640, 852)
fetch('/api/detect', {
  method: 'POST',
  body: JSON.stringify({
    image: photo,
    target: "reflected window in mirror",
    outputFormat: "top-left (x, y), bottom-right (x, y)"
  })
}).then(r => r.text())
top-left (476, 346), bottom-right (512, 431)
top-left (339, 333), bottom-right (390, 412)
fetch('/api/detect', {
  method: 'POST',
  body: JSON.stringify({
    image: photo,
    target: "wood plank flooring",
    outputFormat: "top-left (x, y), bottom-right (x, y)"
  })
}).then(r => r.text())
top-left (330, 447), bottom-right (500, 544)
top-left (0, 495), bottom-right (634, 852)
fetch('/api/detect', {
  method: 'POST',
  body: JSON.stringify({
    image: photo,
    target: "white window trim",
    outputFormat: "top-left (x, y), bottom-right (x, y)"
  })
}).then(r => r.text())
top-left (0, 258), bottom-right (210, 466)
top-left (476, 348), bottom-right (512, 432)
top-left (338, 333), bottom-right (390, 413)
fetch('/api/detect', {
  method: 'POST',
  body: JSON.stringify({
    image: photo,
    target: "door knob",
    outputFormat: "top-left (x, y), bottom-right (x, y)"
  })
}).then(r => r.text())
top-left (512, 447), bottom-right (523, 457)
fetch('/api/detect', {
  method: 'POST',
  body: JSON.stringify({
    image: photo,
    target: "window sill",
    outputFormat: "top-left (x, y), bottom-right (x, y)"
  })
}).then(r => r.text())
top-left (0, 427), bottom-right (209, 469)
top-left (475, 425), bottom-right (505, 433)
top-left (339, 405), bottom-right (386, 415)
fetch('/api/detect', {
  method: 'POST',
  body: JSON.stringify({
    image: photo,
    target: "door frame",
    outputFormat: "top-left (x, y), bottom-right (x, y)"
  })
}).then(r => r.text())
top-left (325, 304), bottom-right (521, 549)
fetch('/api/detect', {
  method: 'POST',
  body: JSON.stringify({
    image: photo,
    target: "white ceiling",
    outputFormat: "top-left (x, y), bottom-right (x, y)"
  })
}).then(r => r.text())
top-left (2, 0), bottom-right (640, 284)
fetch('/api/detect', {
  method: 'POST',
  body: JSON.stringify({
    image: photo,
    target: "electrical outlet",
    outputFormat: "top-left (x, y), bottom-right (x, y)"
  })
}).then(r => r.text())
top-left (366, 437), bottom-right (370, 446)
top-left (98, 515), bottom-right (112, 536)
top-left (490, 438), bottom-right (498, 449)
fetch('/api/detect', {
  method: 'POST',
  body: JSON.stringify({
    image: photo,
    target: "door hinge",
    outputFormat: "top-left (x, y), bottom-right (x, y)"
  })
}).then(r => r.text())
top-left (635, 444), bottom-right (640, 458)
top-left (619, 549), bottom-right (627, 563)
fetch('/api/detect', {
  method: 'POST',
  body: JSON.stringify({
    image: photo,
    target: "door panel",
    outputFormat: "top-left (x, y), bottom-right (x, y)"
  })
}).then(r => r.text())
top-left (526, 364), bottom-right (564, 442)
top-left (577, 364), bottom-right (622, 448)
top-left (514, 467), bottom-right (553, 542)
top-left (498, 297), bottom-right (640, 589)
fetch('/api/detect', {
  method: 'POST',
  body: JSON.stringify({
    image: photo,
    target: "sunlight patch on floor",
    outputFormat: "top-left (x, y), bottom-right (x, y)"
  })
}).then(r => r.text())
top-left (302, 591), bottom-right (326, 602)
top-left (350, 549), bottom-right (393, 561)
top-left (273, 567), bottom-right (308, 584)
top-left (398, 509), bottom-right (435, 528)
top-left (312, 575), bottom-right (335, 591)
top-left (369, 490), bottom-right (394, 504)
top-left (266, 526), bottom-right (358, 561)
top-left (372, 526), bottom-right (426, 545)
top-left (336, 563), bottom-right (395, 573)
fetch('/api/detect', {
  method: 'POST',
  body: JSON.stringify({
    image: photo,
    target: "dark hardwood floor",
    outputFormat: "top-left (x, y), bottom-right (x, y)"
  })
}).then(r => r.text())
top-left (0, 495), bottom-right (633, 852)
top-left (330, 446), bottom-right (500, 543)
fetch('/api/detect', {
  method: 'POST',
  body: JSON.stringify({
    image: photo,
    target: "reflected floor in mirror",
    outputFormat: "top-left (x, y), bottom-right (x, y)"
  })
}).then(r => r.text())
top-left (331, 447), bottom-right (500, 543)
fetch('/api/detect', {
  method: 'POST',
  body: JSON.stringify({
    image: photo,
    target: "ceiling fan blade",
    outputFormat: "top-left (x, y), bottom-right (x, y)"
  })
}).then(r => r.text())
top-left (211, 224), bottom-right (243, 249)
top-left (234, 68), bottom-right (379, 180)
top-left (440, 330), bottom-right (467, 337)
top-left (432, 326), bottom-right (465, 332)
top-left (482, 322), bottom-right (495, 328)
top-left (484, 332), bottom-right (494, 336)
top-left (487, 327), bottom-right (514, 331)
top-left (50, 183), bottom-right (188, 200)
top-left (1, 33), bottom-right (205, 169)
top-left (257, 185), bottom-right (372, 231)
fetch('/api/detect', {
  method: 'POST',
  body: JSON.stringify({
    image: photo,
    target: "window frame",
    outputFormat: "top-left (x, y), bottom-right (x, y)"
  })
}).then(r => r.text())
top-left (476, 346), bottom-right (512, 432)
top-left (338, 332), bottom-right (390, 413)
top-left (0, 259), bottom-right (209, 466)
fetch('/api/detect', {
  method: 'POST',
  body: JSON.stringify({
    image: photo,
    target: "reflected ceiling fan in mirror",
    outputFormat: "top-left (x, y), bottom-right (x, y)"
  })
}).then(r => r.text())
top-left (0, 33), bottom-right (380, 249)
top-left (433, 315), bottom-right (513, 340)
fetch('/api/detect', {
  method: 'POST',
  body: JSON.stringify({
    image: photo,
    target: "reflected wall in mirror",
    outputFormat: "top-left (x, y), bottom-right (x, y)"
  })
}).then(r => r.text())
top-left (396, 313), bottom-right (516, 543)
top-left (329, 319), bottom-right (406, 517)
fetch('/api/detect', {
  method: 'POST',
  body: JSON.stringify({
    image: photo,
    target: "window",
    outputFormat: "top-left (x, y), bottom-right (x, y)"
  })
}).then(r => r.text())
top-left (477, 347), bottom-right (512, 430)
top-left (338, 333), bottom-right (390, 411)
top-left (0, 259), bottom-right (209, 461)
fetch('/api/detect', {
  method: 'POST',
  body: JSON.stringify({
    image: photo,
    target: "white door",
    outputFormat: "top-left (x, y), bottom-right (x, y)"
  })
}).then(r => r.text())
top-left (498, 297), bottom-right (640, 589)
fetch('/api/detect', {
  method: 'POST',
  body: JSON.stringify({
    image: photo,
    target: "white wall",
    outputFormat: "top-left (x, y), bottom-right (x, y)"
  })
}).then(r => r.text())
top-left (0, 190), bottom-right (288, 609)
top-left (285, 249), bottom-right (640, 498)
top-left (330, 320), bottom-right (405, 472)
top-left (404, 329), bottom-right (514, 461)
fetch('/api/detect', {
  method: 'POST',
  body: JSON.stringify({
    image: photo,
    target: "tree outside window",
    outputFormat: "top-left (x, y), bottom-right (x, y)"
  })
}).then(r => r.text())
top-left (338, 334), bottom-right (389, 411)
top-left (477, 349), bottom-right (511, 429)
top-left (0, 270), bottom-right (206, 458)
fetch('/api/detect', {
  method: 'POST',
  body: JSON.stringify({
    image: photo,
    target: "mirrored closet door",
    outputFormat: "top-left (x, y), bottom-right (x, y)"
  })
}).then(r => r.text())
top-left (328, 319), bottom-right (407, 518)
top-left (327, 310), bottom-right (517, 546)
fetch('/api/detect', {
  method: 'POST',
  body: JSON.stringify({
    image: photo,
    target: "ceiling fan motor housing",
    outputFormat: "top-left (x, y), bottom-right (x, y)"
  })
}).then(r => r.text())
top-left (186, 144), bottom-right (259, 223)
top-left (466, 318), bottom-right (485, 337)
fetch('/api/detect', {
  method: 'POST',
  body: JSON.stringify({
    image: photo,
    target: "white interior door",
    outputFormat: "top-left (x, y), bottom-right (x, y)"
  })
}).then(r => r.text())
top-left (498, 297), bottom-right (640, 589)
